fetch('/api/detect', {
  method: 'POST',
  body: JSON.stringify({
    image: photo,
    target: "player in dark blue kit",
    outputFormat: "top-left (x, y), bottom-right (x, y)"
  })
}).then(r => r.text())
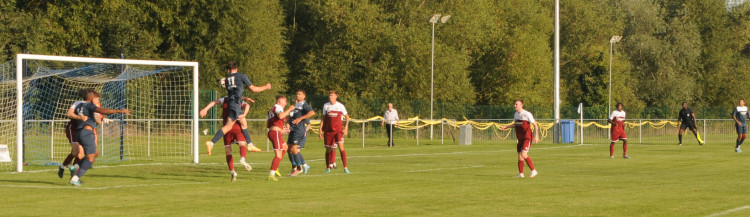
top-left (286, 90), bottom-right (315, 176)
top-left (732, 99), bottom-right (749, 153)
top-left (677, 102), bottom-right (704, 146)
top-left (206, 61), bottom-right (272, 154)
top-left (68, 89), bottom-right (130, 186)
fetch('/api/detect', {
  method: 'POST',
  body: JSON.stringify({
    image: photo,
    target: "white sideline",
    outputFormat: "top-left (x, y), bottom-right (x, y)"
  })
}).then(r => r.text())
top-left (705, 205), bottom-right (750, 217)
top-left (0, 182), bottom-right (209, 190)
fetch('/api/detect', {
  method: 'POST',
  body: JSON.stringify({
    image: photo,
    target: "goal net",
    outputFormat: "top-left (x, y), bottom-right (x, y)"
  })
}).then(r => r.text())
top-left (1, 54), bottom-right (199, 172)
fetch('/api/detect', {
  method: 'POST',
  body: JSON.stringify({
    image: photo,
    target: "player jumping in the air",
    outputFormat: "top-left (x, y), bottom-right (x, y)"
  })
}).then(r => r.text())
top-left (501, 99), bottom-right (539, 178)
top-left (266, 95), bottom-right (295, 181)
top-left (609, 103), bottom-right (629, 159)
top-left (319, 90), bottom-right (350, 174)
top-left (286, 90), bottom-right (315, 176)
top-left (732, 99), bottom-right (749, 153)
top-left (68, 89), bottom-right (129, 187)
top-left (677, 102), bottom-right (704, 146)
top-left (200, 95), bottom-right (255, 182)
top-left (206, 61), bottom-right (271, 156)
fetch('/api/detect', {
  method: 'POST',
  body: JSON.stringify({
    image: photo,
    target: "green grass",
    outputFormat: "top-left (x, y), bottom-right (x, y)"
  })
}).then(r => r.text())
top-left (2, 136), bottom-right (749, 217)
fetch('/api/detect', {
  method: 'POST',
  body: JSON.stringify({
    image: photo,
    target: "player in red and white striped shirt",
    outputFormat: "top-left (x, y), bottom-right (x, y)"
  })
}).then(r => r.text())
top-left (501, 99), bottom-right (540, 178)
top-left (319, 90), bottom-right (351, 174)
top-left (609, 103), bottom-right (629, 159)
top-left (266, 95), bottom-right (295, 181)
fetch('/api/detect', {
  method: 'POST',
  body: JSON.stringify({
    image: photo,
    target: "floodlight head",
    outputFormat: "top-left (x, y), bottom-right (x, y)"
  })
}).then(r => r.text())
top-left (430, 14), bottom-right (441, 23)
top-left (610, 35), bottom-right (622, 44)
top-left (440, 15), bottom-right (451, 23)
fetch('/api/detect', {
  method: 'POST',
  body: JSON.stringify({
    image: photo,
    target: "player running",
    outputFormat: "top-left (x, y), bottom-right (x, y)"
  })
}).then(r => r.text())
top-left (286, 90), bottom-right (315, 176)
top-left (267, 95), bottom-right (295, 181)
top-left (609, 103), bottom-right (629, 159)
top-left (199, 95), bottom-right (256, 182)
top-left (732, 99), bottom-right (749, 153)
top-left (501, 99), bottom-right (539, 178)
top-left (68, 89), bottom-right (129, 187)
top-left (677, 102), bottom-right (704, 146)
top-left (206, 61), bottom-right (271, 156)
top-left (319, 90), bottom-right (351, 174)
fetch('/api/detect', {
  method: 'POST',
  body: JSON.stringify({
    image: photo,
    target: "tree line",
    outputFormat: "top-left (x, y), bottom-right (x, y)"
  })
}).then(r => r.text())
top-left (2, 0), bottom-right (750, 119)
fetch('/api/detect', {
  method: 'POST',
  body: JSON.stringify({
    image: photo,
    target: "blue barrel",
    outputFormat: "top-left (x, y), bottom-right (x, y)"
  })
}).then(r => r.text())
top-left (560, 120), bottom-right (576, 143)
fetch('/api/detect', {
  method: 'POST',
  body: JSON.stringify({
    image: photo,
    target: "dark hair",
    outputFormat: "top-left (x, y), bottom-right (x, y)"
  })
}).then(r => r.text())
top-left (616, 102), bottom-right (624, 108)
top-left (81, 88), bottom-right (100, 100)
top-left (296, 89), bottom-right (306, 95)
top-left (682, 101), bottom-right (687, 105)
top-left (78, 89), bottom-right (88, 100)
top-left (514, 99), bottom-right (524, 104)
top-left (329, 90), bottom-right (338, 95)
top-left (226, 61), bottom-right (238, 70)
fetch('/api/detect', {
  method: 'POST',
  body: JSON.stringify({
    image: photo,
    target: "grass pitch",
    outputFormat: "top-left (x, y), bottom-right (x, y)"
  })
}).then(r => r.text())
top-left (1, 136), bottom-right (749, 217)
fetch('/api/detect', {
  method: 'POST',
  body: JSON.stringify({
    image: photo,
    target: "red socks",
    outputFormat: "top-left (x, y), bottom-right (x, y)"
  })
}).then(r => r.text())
top-left (330, 151), bottom-right (337, 166)
top-left (340, 150), bottom-right (348, 168)
top-left (609, 144), bottom-right (615, 156)
top-left (524, 157), bottom-right (534, 171)
top-left (270, 153), bottom-right (285, 171)
top-left (518, 160), bottom-right (524, 173)
top-left (62, 154), bottom-right (75, 167)
top-left (240, 145), bottom-right (247, 158)
top-left (325, 151), bottom-right (331, 168)
top-left (226, 155), bottom-right (234, 170)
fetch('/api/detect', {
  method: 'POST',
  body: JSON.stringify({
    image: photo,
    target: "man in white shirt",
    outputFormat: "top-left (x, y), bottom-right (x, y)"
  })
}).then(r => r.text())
top-left (381, 103), bottom-right (399, 147)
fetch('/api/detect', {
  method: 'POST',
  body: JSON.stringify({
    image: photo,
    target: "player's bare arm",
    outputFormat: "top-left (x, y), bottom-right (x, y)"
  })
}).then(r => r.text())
top-left (292, 110), bottom-right (315, 125)
top-left (319, 120), bottom-right (325, 139)
top-left (238, 102), bottom-right (250, 119)
top-left (66, 107), bottom-right (88, 121)
top-left (242, 96), bottom-right (256, 103)
top-left (277, 105), bottom-right (296, 120)
top-left (95, 107), bottom-right (130, 115)
top-left (199, 99), bottom-right (221, 118)
top-left (248, 83), bottom-right (272, 93)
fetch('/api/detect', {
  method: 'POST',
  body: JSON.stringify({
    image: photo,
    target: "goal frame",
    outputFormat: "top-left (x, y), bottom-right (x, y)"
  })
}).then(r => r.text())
top-left (14, 54), bottom-right (200, 172)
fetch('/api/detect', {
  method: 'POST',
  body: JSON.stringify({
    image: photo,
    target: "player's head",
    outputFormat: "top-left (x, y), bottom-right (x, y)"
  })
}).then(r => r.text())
top-left (616, 102), bottom-right (624, 111)
top-left (682, 102), bottom-right (688, 109)
top-left (84, 88), bottom-right (101, 102)
top-left (513, 99), bottom-right (524, 112)
top-left (740, 99), bottom-right (745, 107)
top-left (226, 61), bottom-right (238, 73)
top-left (388, 103), bottom-right (393, 110)
top-left (276, 95), bottom-right (288, 106)
top-left (78, 89), bottom-right (88, 100)
top-left (219, 78), bottom-right (226, 88)
top-left (296, 89), bottom-right (306, 101)
top-left (328, 90), bottom-right (338, 103)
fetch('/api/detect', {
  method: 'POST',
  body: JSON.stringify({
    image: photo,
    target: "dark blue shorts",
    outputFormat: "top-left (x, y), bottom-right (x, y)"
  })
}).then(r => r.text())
top-left (76, 129), bottom-right (97, 155)
top-left (737, 124), bottom-right (748, 135)
top-left (287, 130), bottom-right (307, 149)
top-left (226, 105), bottom-right (242, 121)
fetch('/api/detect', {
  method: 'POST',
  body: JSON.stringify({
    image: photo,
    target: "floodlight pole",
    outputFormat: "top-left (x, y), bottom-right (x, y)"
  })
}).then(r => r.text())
top-left (554, 0), bottom-right (561, 143)
top-left (429, 14), bottom-right (449, 140)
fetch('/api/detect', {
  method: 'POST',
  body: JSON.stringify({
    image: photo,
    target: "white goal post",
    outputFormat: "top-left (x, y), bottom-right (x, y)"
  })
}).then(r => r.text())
top-left (13, 54), bottom-right (199, 172)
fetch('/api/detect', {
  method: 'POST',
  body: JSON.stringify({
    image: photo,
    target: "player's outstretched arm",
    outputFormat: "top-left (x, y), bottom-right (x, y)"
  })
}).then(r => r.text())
top-left (248, 83), bottom-right (272, 93)
top-left (277, 105), bottom-right (296, 119)
top-left (293, 110), bottom-right (315, 125)
top-left (199, 99), bottom-right (221, 118)
top-left (66, 108), bottom-right (87, 121)
top-left (95, 107), bottom-right (130, 115)
top-left (242, 97), bottom-right (256, 103)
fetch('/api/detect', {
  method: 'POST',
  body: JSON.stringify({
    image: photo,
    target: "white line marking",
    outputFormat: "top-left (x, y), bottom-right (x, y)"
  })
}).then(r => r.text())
top-left (0, 182), bottom-right (209, 190)
top-left (407, 165), bottom-right (484, 173)
top-left (706, 205), bottom-right (750, 217)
